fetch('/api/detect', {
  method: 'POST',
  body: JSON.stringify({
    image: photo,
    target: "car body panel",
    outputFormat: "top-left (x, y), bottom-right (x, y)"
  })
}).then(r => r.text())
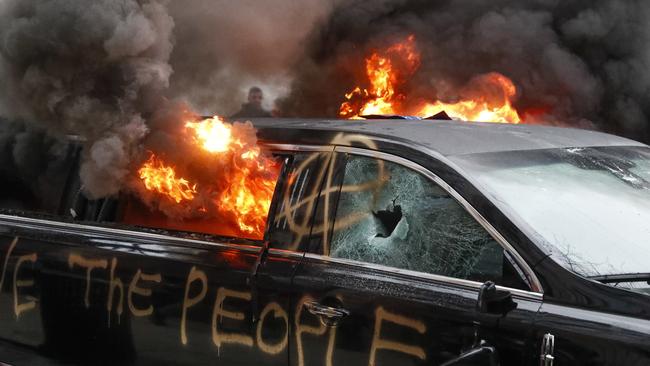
top-left (0, 215), bottom-right (271, 365)
top-left (535, 301), bottom-right (650, 365)
top-left (291, 254), bottom-right (542, 366)
top-left (0, 119), bottom-right (648, 365)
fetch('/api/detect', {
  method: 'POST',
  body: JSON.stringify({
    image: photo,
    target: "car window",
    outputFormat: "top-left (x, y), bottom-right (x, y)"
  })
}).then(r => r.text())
top-left (452, 146), bottom-right (650, 280)
top-left (328, 155), bottom-right (529, 290)
top-left (267, 151), bottom-right (332, 251)
top-left (118, 154), bottom-right (285, 242)
top-left (0, 126), bottom-right (78, 217)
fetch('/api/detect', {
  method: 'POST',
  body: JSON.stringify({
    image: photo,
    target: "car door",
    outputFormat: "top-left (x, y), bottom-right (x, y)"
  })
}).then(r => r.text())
top-left (0, 211), bottom-right (269, 365)
top-left (232, 147), bottom-right (333, 366)
top-left (251, 147), bottom-right (334, 366)
top-left (0, 154), bottom-right (291, 365)
top-left (289, 148), bottom-right (543, 366)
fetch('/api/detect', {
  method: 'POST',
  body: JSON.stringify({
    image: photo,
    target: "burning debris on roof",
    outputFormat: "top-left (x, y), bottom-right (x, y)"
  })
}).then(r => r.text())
top-left (339, 35), bottom-right (521, 123)
top-left (278, 1), bottom-right (650, 140)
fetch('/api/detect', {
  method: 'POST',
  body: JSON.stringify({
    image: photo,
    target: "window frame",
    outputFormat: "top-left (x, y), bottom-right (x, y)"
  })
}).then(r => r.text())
top-left (263, 145), bottom-right (335, 251)
top-left (0, 139), bottom-right (543, 297)
top-left (0, 146), bottom-right (318, 256)
top-left (266, 143), bottom-right (544, 297)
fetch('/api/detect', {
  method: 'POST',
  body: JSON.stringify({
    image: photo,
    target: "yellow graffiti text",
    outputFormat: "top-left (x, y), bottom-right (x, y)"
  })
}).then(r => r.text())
top-left (13, 252), bottom-right (37, 318)
top-left (368, 306), bottom-right (426, 366)
top-left (128, 269), bottom-right (161, 317)
top-left (212, 287), bottom-right (253, 349)
top-left (256, 301), bottom-right (289, 355)
top-left (0, 237), bottom-right (18, 293)
top-left (295, 295), bottom-right (338, 366)
top-left (181, 266), bottom-right (207, 345)
top-left (68, 254), bottom-right (108, 308)
top-left (106, 257), bottom-right (124, 325)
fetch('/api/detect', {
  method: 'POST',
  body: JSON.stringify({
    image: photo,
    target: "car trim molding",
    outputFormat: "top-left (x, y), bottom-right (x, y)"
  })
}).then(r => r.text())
top-left (263, 143), bottom-right (333, 153)
top-left (0, 214), bottom-right (262, 254)
top-left (268, 248), bottom-right (305, 260)
top-left (302, 252), bottom-right (542, 300)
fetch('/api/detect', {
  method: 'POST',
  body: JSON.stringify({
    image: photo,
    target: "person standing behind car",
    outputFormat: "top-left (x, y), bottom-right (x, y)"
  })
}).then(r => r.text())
top-left (231, 86), bottom-right (272, 119)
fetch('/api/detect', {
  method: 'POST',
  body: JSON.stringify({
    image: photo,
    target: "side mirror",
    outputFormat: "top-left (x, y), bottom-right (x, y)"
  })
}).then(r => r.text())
top-left (440, 343), bottom-right (499, 366)
top-left (477, 281), bottom-right (517, 316)
top-left (452, 282), bottom-right (514, 366)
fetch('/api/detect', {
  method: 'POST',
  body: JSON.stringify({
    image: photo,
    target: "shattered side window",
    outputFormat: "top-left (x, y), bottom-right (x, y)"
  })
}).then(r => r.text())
top-left (329, 155), bottom-right (528, 289)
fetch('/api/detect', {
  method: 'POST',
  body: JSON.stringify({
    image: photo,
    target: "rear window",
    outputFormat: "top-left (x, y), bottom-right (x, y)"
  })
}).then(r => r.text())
top-left (0, 127), bottom-right (287, 243)
top-left (118, 154), bottom-right (284, 241)
top-left (0, 123), bottom-right (78, 216)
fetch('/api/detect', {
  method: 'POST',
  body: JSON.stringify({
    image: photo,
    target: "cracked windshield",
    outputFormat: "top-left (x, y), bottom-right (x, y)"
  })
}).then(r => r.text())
top-left (453, 146), bottom-right (650, 294)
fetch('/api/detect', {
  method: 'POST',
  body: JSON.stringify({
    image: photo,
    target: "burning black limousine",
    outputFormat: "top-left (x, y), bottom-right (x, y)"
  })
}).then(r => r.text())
top-left (1, 118), bottom-right (650, 366)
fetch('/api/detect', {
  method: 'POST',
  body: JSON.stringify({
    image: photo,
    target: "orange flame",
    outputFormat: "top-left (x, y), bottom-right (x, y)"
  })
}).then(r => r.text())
top-left (220, 171), bottom-right (276, 235)
top-left (136, 116), bottom-right (279, 240)
top-left (138, 154), bottom-right (197, 204)
top-left (192, 118), bottom-right (278, 236)
top-left (417, 73), bottom-right (521, 123)
top-left (340, 35), bottom-right (420, 118)
top-left (185, 116), bottom-right (233, 153)
top-left (340, 36), bottom-right (521, 123)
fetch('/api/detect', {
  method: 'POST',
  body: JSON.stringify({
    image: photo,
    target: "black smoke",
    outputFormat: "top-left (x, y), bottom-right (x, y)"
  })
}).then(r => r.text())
top-left (279, 0), bottom-right (650, 141)
top-left (1, 0), bottom-right (650, 209)
top-left (0, 0), bottom-right (174, 198)
top-left (0, 0), bottom-right (332, 206)
top-left (0, 118), bottom-right (76, 213)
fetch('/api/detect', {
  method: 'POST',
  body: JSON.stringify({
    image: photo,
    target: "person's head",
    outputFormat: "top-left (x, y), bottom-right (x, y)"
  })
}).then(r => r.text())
top-left (247, 87), bottom-right (263, 107)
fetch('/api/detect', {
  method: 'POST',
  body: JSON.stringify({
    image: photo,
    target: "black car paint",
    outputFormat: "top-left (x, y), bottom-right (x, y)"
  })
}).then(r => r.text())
top-left (290, 254), bottom-right (542, 366)
top-left (0, 122), bottom-right (647, 365)
top-left (259, 125), bottom-right (650, 365)
top-left (0, 216), bottom-right (296, 365)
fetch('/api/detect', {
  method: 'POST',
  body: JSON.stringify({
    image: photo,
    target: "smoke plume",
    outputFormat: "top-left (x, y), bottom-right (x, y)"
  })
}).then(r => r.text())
top-left (2, 0), bottom-right (650, 208)
top-left (279, 0), bottom-right (650, 140)
top-left (166, 0), bottom-right (335, 115)
top-left (0, 118), bottom-right (74, 213)
top-left (0, 0), bottom-right (174, 198)
top-left (0, 0), bottom-right (332, 203)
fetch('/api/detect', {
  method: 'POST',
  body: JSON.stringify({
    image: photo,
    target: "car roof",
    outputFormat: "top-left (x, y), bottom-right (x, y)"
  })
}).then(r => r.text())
top-left (249, 118), bottom-right (645, 157)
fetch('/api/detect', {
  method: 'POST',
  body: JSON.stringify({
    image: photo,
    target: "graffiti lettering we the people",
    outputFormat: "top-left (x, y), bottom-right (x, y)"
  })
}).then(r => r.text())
top-left (0, 237), bottom-right (428, 365)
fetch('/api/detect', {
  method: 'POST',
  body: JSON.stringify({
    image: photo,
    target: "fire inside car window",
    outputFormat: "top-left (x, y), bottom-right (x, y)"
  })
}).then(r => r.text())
top-left (115, 118), bottom-right (284, 241)
top-left (120, 152), bottom-right (282, 240)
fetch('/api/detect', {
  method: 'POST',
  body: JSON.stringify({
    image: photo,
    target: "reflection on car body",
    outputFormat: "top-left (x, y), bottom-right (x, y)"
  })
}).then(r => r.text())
top-left (1, 118), bottom-right (650, 365)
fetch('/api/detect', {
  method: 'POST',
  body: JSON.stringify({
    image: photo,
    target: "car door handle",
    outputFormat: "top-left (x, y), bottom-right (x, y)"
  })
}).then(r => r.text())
top-left (304, 301), bottom-right (350, 327)
top-left (540, 333), bottom-right (555, 366)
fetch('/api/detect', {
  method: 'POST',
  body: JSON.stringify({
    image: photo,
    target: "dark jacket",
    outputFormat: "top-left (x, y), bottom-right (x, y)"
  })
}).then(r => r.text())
top-left (231, 103), bottom-right (272, 119)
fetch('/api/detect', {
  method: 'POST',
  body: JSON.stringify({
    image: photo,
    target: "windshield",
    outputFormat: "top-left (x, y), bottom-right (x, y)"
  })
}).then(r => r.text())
top-left (452, 146), bottom-right (650, 285)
